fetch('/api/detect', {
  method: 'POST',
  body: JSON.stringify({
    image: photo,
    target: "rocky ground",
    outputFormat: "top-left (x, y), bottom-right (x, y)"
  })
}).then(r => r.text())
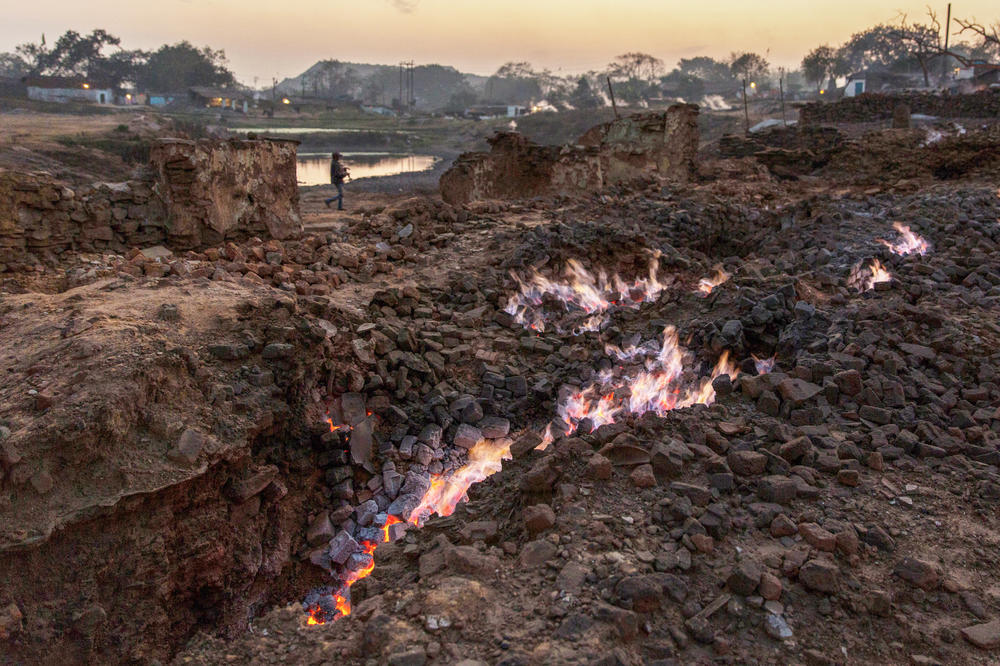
top-left (2, 119), bottom-right (1000, 665)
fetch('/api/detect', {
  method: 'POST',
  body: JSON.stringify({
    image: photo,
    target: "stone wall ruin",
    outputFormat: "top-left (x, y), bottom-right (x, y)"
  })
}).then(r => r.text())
top-left (0, 138), bottom-right (302, 270)
top-left (799, 90), bottom-right (1000, 125)
top-left (439, 105), bottom-right (700, 205)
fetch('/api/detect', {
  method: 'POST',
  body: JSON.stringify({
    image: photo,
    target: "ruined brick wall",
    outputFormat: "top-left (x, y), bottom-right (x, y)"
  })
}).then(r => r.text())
top-left (440, 105), bottom-right (699, 206)
top-left (0, 138), bottom-right (302, 270)
top-left (799, 90), bottom-right (1000, 125)
top-left (151, 139), bottom-right (302, 249)
top-left (0, 173), bottom-right (167, 269)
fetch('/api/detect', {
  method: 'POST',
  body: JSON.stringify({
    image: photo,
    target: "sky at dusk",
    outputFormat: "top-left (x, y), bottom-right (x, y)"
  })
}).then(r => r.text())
top-left (3, 0), bottom-right (996, 84)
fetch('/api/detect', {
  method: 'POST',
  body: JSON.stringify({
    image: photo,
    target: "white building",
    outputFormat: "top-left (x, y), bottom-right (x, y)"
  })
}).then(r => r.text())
top-left (24, 76), bottom-right (113, 105)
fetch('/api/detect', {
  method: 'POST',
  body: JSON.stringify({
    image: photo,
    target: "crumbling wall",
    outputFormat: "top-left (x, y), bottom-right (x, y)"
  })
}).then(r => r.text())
top-left (718, 126), bottom-right (848, 178)
top-left (0, 138), bottom-right (302, 270)
top-left (799, 90), bottom-right (1000, 124)
top-left (151, 139), bottom-right (302, 249)
top-left (440, 105), bottom-right (699, 205)
top-left (0, 173), bottom-right (167, 270)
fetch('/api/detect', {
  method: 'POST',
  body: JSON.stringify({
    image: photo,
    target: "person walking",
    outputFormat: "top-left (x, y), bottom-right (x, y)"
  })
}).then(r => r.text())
top-left (324, 152), bottom-right (349, 210)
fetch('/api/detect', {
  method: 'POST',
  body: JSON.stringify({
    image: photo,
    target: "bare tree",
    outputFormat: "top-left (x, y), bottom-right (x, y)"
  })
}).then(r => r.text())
top-left (954, 17), bottom-right (1000, 50)
top-left (890, 9), bottom-right (945, 86)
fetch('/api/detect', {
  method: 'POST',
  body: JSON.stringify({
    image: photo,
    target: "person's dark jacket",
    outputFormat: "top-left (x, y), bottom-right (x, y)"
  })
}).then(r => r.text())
top-left (331, 159), bottom-right (348, 185)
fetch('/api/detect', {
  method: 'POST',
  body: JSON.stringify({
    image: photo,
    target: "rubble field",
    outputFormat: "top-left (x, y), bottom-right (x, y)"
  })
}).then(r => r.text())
top-left (1, 111), bottom-right (1000, 666)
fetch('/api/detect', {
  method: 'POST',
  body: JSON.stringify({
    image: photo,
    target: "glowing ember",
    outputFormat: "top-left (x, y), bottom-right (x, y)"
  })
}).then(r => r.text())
top-left (697, 266), bottom-right (730, 296)
top-left (305, 439), bottom-right (511, 626)
top-left (753, 355), bottom-right (777, 374)
top-left (504, 258), bottom-right (669, 334)
top-left (877, 223), bottom-right (929, 256)
top-left (850, 258), bottom-right (892, 292)
top-left (539, 326), bottom-right (738, 449)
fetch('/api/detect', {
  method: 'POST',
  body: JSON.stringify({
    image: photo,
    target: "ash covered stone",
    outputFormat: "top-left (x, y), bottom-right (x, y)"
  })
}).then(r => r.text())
top-left (328, 531), bottom-right (361, 566)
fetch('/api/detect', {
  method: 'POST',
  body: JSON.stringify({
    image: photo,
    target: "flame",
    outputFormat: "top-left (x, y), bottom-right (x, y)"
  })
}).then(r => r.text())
top-left (753, 355), bottom-right (776, 374)
top-left (382, 515), bottom-right (403, 542)
top-left (697, 267), bottom-right (730, 296)
top-left (850, 258), bottom-right (892, 292)
top-left (325, 412), bottom-right (349, 432)
top-left (539, 327), bottom-right (738, 449)
top-left (504, 258), bottom-right (668, 334)
top-left (307, 436), bottom-right (513, 625)
top-left (877, 223), bottom-right (930, 256)
top-left (408, 438), bottom-right (512, 527)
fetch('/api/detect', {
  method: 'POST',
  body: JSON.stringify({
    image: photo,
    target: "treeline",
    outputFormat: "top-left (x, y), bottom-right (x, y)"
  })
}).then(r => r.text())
top-left (0, 29), bottom-right (238, 91)
top-left (801, 10), bottom-right (1000, 90)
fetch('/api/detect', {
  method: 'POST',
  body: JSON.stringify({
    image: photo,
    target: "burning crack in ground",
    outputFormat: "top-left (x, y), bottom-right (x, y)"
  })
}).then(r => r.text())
top-left (878, 222), bottom-right (930, 256)
top-left (697, 265), bottom-right (731, 296)
top-left (304, 437), bottom-right (511, 625)
top-left (539, 326), bottom-right (739, 450)
top-left (849, 258), bottom-right (893, 292)
top-left (502, 257), bottom-right (670, 335)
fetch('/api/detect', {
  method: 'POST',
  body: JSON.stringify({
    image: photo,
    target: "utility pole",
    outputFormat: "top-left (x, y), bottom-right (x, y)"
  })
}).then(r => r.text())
top-left (742, 79), bottom-right (750, 134)
top-left (272, 77), bottom-right (277, 103)
top-left (779, 68), bottom-right (787, 127)
top-left (941, 2), bottom-right (952, 86)
top-left (606, 76), bottom-right (619, 119)
top-left (398, 60), bottom-right (414, 113)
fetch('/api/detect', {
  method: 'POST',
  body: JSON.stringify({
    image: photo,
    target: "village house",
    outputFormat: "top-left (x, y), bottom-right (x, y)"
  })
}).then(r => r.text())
top-left (842, 69), bottom-right (915, 97)
top-left (188, 87), bottom-right (252, 112)
top-left (954, 63), bottom-right (1000, 90)
top-left (23, 76), bottom-right (113, 105)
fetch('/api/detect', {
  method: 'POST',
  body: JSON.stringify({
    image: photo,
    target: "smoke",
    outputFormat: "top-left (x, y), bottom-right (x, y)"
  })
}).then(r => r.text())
top-left (387, 0), bottom-right (419, 11)
top-left (701, 95), bottom-right (731, 111)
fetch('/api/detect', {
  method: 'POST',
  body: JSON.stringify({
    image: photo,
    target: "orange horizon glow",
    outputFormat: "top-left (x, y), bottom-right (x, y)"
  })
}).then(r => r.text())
top-left (4, 1), bottom-right (998, 85)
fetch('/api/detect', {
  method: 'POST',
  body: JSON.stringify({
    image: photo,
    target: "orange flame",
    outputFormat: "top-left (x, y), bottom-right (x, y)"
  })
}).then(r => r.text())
top-left (408, 438), bottom-right (512, 527)
top-left (697, 266), bottom-right (730, 296)
top-left (504, 258), bottom-right (669, 334)
top-left (851, 258), bottom-right (892, 292)
top-left (306, 515), bottom-right (405, 625)
top-left (877, 223), bottom-right (929, 256)
top-left (306, 437), bottom-right (512, 626)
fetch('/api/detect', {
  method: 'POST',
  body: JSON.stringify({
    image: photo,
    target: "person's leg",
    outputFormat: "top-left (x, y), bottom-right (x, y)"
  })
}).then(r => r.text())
top-left (336, 182), bottom-right (344, 210)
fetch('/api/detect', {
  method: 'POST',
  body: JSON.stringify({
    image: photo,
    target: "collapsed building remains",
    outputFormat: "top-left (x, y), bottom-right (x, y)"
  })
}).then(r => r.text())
top-left (0, 138), bottom-right (302, 270)
top-left (439, 105), bottom-right (699, 205)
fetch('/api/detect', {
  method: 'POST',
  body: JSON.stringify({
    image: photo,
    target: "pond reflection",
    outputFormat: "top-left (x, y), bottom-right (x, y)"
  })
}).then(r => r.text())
top-left (297, 153), bottom-right (438, 186)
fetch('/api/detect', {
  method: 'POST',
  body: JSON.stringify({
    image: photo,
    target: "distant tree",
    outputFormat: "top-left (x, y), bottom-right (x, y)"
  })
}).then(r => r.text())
top-left (137, 42), bottom-right (236, 91)
top-left (951, 38), bottom-right (1000, 63)
top-left (608, 52), bottom-right (664, 82)
top-left (605, 53), bottom-right (664, 104)
top-left (729, 52), bottom-right (770, 82)
top-left (946, 16), bottom-right (1000, 68)
top-left (954, 16), bottom-right (1000, 51)
top-left (494, 61), bottom-right (536, 79)
top-left (0, 52), bottom-right (29, 78)
top-left (801, 45), bottom-right (838, 91)
top-left (446, 87), bottom-right (478, 110)
top-left (889, 11), bottom-right (948, 86)
top-left (16, 29), bottom-right (122, 77)
top-left (486, 61), bottom-right (542, 105)
top-left (835, 25), bottom-right (907, 75)
top-left (568, 76), bottom-right (600, 109)
top-left (675, 56), bottom-right (733, 82)
top-left (660, 70), bottom-right (705, 100)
